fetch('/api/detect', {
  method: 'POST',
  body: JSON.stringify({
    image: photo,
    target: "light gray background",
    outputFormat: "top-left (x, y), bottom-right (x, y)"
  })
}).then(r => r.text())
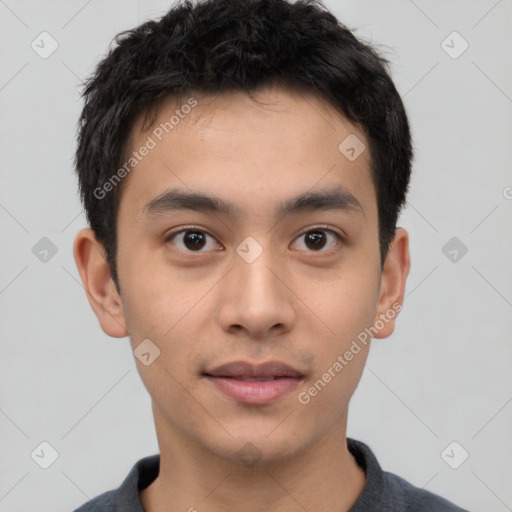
top-left (1, 1), bottom-right (511, 511)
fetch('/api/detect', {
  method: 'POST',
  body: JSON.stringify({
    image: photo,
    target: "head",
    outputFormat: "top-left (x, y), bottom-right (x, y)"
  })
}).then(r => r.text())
top-left (74, 0), bottom-right (412, 465)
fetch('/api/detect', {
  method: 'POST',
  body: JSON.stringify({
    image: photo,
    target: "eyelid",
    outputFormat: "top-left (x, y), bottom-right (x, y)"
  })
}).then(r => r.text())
top-left (163, 226), bottom-right (221, 252)
top-left (295, 224), bottom-right (345, 240)
top-left (293, 224), bottom-right (345, 253)
top-left (163, 225), bottom-right (216, 242)
top-left (164, 224), bottom-right (345, 253)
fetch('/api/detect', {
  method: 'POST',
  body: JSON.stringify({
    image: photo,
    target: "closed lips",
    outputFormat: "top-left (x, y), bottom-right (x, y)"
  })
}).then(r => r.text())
top-left (203, 361), bottom-right (305, 379)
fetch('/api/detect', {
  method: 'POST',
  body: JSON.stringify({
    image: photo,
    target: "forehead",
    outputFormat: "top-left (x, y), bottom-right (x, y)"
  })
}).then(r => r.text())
top-left (120, 87), bottom-right (376, 223)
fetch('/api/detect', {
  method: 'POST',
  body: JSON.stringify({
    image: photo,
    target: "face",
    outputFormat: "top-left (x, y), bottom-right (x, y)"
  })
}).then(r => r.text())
top-left (78, 87), bottom-right (408, 465)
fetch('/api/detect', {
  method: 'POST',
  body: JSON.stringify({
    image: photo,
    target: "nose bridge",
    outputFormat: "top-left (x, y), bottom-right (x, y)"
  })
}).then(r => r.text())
top-left (217, 235), bottom-right (295, 336)
top-left (238, 251), bottom-right (279, 300)
top-left (235, 235), bottom-right (284, 306)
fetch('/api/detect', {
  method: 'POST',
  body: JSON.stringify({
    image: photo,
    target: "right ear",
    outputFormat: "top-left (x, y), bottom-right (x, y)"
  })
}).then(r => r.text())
top-left (73, 228), bottom-right (128, 338)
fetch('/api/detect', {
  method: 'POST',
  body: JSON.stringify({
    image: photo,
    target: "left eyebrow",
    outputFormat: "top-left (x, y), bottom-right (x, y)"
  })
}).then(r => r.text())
top-left (276, 186), bottom-right (364, 219)
top-left (143, 184), bottom-right (365, 220)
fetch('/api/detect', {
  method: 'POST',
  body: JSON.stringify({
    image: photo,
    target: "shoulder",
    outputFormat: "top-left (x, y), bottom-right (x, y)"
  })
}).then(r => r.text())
top-left (71, 454), bottom-right (160, 512)
top-left (382, 471), bottom-right (470, 511)
top-left (347, 438), bottom-right (469, 512)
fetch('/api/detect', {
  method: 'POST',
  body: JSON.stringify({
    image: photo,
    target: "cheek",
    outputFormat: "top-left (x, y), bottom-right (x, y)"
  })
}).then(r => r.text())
top-left (297, 282), bottom-right (376, 416)
top-left (336, 286), bottom-right (379, 342)
top-left (120, 259), bottom-right (200, 340)
top-left (122, 279), bottom-right (204, 404)
top-left (298, 260), bottom-right (379, 406)
top-left (305, 266), bottom-right (380, 345)
top-left (120, 267), bottom-right (210, 387)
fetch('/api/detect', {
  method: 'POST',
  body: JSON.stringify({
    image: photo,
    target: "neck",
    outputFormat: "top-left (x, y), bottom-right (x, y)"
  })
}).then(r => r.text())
top-left (140, 409), bottom-right (366, 512)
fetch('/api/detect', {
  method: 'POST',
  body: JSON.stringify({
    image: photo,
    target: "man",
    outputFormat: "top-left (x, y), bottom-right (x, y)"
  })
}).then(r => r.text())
top-left (72, 0), bottom-right (469, 510)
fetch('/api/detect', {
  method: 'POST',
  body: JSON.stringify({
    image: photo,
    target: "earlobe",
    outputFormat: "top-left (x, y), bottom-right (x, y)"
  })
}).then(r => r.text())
top-left (73, 228), bottom-right (128, 338)
top-left (373, 227), bottom-right (410, 339)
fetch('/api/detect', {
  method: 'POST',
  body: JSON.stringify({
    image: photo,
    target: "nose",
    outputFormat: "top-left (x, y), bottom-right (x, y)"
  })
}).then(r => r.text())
top-left (216, 244), bottom-right (296, 340)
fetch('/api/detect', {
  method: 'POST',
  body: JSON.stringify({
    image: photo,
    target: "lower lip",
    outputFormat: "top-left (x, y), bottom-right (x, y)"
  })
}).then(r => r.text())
top-left (206, 376), bottom-right (302, 404)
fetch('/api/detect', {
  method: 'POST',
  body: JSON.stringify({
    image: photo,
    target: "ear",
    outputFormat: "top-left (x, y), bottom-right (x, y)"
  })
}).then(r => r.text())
top-left (73, 228), bottom-right (128, 338)
top-left (373, 227), bottom-right (410, 339)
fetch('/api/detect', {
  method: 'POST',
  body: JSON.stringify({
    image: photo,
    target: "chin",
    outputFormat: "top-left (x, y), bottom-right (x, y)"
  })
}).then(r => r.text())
top-left (198, 420), bottom-right (318, 467)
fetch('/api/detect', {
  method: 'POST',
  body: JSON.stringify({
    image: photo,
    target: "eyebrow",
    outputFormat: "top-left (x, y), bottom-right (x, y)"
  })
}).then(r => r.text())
top-left (143, 185), bottom-right (364, 220)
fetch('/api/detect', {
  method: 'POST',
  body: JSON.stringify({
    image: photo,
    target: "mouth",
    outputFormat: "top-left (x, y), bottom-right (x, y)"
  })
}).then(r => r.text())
top-left (203, 361), bottom-right (305, 404)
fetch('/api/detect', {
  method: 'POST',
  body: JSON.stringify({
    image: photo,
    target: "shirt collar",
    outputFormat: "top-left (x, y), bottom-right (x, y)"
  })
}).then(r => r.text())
top-left (109, 437), bottom-right (382, 511)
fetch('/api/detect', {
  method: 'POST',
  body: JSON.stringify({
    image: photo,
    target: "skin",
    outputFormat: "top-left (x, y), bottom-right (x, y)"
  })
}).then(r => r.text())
top-left (74, 87), bottom-right (410, 512)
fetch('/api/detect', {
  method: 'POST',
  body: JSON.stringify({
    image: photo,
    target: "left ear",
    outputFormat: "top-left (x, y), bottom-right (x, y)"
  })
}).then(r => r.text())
top-left (373, 227), bottom-right (410, 339)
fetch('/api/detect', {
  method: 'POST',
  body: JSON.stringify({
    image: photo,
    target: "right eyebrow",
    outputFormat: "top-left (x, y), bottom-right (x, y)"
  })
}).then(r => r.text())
top-left (143, 185), bottom-right (365, 221)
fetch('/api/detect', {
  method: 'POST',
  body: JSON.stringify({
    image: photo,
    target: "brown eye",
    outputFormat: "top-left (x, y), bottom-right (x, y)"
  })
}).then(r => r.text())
top-left (182, 231), bottom-right (207, 250)
top-left (293, 228), bottom-right (342, 253)
top-left (304, 231), bottom-right (327, 250)
top-left (165, 229), bottom-right (220, 252)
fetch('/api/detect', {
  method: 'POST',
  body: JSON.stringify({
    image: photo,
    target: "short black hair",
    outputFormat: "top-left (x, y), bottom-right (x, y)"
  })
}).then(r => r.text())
top-left (75, 0), bottom-right (413, 292)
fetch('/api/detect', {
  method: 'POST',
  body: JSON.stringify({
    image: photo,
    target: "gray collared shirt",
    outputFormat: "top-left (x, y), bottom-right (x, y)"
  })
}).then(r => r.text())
top-left (73, 437), bottom-right (470, 511)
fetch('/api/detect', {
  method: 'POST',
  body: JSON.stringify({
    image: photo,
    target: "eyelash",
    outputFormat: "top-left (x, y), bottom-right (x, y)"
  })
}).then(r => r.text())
top-left (163, 225), bottom-right (344, 255)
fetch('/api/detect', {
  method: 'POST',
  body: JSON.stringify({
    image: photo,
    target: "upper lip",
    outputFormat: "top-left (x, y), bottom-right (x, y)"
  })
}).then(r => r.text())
top-left (204, 361), bottom-right (304, 379)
